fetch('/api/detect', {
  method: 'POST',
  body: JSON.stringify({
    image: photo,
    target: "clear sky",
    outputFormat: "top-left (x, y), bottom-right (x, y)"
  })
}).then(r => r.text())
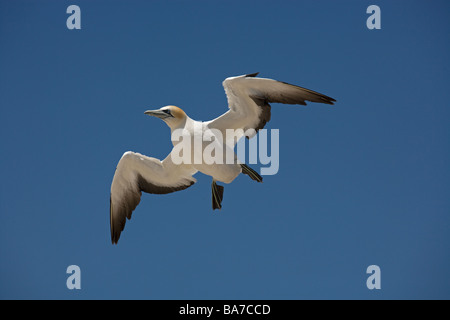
top-left (1, 0), bottom-right (449, 299)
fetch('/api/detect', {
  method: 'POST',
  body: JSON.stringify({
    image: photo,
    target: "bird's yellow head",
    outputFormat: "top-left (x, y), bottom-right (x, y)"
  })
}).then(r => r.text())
top-left (144, 105), bottom-right (187, 129)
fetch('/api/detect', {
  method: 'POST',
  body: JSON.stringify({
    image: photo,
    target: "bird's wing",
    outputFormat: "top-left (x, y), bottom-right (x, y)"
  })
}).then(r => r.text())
top-left (208, 73), bottom-right (336, 141)
top-left (110, 151), bottom-right (197, 244)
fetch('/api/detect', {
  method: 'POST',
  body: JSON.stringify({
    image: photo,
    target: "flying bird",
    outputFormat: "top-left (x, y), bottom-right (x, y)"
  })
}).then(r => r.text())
top-left (110, 73), bottom-right (336, 244)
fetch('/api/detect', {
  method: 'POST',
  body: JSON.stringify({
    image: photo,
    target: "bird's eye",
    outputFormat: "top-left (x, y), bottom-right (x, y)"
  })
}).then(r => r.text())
top-left (162, 109), bottom-right (171, 115)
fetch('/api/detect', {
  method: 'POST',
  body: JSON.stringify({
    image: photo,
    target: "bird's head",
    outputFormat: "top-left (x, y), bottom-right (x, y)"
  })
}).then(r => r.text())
top-left (144, 105), bottom-right (187, 130)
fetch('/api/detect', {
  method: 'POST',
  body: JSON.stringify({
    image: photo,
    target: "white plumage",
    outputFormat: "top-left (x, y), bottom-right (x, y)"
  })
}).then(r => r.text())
top-left (110, 73), bottom-right (335, 244)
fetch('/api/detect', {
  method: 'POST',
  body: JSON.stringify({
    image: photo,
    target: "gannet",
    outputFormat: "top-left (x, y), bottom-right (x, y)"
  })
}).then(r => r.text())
top-left (110, 73), bottom-right (335, 243)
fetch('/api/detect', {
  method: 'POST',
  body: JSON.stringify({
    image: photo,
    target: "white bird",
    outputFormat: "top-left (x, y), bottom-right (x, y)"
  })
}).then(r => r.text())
top-left (110, 73), bottom-right (335, 244)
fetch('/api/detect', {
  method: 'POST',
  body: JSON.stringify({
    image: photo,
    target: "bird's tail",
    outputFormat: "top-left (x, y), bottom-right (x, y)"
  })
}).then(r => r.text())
top-left (241, 164), bottom-right (263, 183)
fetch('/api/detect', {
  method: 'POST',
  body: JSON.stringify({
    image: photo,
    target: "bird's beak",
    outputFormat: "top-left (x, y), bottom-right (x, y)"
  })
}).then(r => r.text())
top-left (144, 109), bottom-right (170, 119)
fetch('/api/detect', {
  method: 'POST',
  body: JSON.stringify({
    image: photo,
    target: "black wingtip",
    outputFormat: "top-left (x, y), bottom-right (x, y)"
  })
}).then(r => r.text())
top-left (323, 98), bottom-right (336, 106)
top-left (111, 232), bottom-right (119, 245)
top-left (111, 231), bottom-right (119, 245)
top-left (110, 196), bottom-right (121, 245)
top-left (245, 72), bottom-right (260, 78)
top-left (323, 96), bottom-right (337, 105)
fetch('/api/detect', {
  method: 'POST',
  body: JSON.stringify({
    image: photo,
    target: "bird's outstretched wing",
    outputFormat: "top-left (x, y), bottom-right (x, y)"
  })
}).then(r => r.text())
top-left (208, 73), bottom-right (336, 141)
top-left (110, 151), bottom-right (197, 244)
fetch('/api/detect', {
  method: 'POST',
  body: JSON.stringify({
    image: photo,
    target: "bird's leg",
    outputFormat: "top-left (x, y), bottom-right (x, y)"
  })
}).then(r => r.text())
top-left (211, 179), bottom-right (224, 210)
top-left (240, 164), bottom-right (263, 183)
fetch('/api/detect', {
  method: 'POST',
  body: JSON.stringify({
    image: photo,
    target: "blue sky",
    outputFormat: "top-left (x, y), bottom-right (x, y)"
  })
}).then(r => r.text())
top-left (1, 0), bottom-right (449, 299)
